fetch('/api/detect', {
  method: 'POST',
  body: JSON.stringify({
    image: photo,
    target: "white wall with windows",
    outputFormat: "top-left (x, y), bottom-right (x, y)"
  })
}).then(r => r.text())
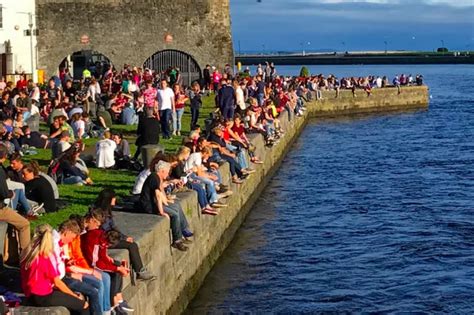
top-left (0, 0), bottom-right (37, 79)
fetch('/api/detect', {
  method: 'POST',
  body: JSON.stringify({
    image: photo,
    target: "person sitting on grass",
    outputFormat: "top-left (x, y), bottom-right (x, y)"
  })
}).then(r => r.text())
top-left (134, 160), bottom-right (192, 251)
top-left (93, 188), bottom-right (155, 281)
top-left (81, 208), bottom-right (134, 314)
top-left (58, 146), bottom-right (93, 186)
top-left (22, 161), bottom-right (57, 213)
top-left (20, 224), bottom-right (89, 315)
top-left (96, 131), bottom-right (116, 169)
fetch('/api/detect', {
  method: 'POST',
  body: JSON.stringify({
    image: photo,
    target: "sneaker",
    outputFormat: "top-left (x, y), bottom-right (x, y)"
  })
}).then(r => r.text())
top-left (219, 190), bottom-right (233, 198)
top-left (177, 131), bottom-right (181, 136)
top-left (211, 202), bottom-right (227, 208)
top-left (244, 168), bottom-right (256, 174)
top-left (172, 240), bottom-right (188, 251)
top-left (136, 268), bottom-right (156, 281)
top-left (232, 178), bottom-right (243, 184)
top-left (182, 238), bottom-right (193, 244)
top-left (202, 208), bottom-right (219, 215)
top-left (31, 203), bottom-right (44, 216)
top-left (182, 229), bottom-right (194, 238)
top-left (118, 300), bottom-right (134, 312)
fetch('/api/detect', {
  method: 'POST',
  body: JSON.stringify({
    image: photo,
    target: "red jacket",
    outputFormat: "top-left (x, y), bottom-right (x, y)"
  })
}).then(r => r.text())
top-left (80, 229), bottom-right (118, 272)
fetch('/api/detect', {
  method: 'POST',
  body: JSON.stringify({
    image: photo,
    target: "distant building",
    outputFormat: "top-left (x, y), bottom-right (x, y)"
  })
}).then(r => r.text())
top-left (0, 0), bottom-right (38, 80)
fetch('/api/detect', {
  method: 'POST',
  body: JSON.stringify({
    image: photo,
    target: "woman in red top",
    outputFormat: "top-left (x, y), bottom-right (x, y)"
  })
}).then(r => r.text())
top-left (81, 208), bottom-right (133, 314)
top-left (231, 115), bottom-right (263, 164)
top-left (173, 84), bottom-right (188, 136)
top-left (20, 224), bottom-right (89, 314)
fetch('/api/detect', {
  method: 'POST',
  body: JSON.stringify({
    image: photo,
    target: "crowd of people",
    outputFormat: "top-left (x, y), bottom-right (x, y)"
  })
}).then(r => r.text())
top-left (0, 61), bottom-right (423, 314)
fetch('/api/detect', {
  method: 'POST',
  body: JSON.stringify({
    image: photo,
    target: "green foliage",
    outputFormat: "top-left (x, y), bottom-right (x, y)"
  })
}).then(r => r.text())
top-left (300, 66), bottom-right (310, 78)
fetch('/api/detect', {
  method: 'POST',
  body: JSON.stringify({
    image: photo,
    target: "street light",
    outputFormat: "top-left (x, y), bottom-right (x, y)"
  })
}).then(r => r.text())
top-left (17, 11), bottom-right (36, 77)
top-left (384, 41), bottom-right (388, 54)
top-left (300, 41), bottom-right (310, 56)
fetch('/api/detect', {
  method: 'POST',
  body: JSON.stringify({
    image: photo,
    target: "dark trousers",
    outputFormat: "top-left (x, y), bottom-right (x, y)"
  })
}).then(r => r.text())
top-left (63, 276), bottom-right (100, 315)
top-left (29, 291), bottom-right (88, 315)
top-left (110, 239), bottom-right (143, 272)
top-left (222, 154), bottom-right (243, 177)
top-left (221, 106), bottom-right (234, 120)
top-left (108, 272), bottom-right (123, 303)
top-left (159, 109), bottom-right (172, 138)
top-left (190, 107), bottom-right (200, 129)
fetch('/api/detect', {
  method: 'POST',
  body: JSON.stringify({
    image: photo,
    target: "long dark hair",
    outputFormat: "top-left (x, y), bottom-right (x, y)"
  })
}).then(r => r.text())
top-left (94, 188), bottom-right (116, 218)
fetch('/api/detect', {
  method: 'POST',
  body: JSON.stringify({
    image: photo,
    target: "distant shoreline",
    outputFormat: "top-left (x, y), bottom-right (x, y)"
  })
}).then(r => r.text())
top-left (236, 51), bottom-right (474, 66)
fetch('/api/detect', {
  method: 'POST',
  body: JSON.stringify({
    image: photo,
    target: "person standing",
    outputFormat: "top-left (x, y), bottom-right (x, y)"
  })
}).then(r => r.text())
top-left (218, 78), bottom-right (235, 120)
top-left (189, 82), bottom-right (202, 130)
top-left (157, 79), bottom-right (175, 139)
top-left (172, 84), bottom-right (188, 136)
top-left (133, 109), bottom-right (160, 161)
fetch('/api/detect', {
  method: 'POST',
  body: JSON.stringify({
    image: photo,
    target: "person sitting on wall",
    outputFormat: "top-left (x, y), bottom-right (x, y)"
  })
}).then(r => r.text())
top-left (134, 160), bottom-right (192, 251)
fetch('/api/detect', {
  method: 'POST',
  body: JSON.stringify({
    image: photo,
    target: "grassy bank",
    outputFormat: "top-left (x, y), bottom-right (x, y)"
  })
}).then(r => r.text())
top-left (26, 95), bottom-right (217, 229)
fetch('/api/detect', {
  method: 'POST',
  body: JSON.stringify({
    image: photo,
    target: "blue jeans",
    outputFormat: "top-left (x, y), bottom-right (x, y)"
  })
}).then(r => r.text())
top-left (63, 276), bottom-right (101, 315)
top-left (190, 107), bottom-right (200, 129)
top-left (159, 109), bottom-right (172, 138)
top-left (257, 93), bottom-right (265, 106)
top-left (11, 188), bottom-right (31, 214)
top-left (187, 181), bottom-right (208, 208)
top-left (226, 143), bottom-right (248, 169)
top-left (173, 108), bottom-right (185, 132)
top-left (190, 173), bottom-right (218, 204)
top-left (163, 203), bottom-right (189, 242)
top-left (83, 271), bottom-right (111, 312)
top-left (221, 106), bottom-right (234, 120)
top-left (63, 176), bottom-right (85, 185)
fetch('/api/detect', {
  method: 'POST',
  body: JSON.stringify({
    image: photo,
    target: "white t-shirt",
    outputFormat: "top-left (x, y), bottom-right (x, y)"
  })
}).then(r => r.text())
top-left (235, 86), bottom-right (246, 110)
top-left (184, 152), bottom-right (202, 173)
top-left (72, 120), bottom-right (85, 138)
top-left (157, 87), bottom-right (175, 110)
top-left (132, 169), bottom-right (151, 195)
top-left (96, 138), bottom-right (116, 168)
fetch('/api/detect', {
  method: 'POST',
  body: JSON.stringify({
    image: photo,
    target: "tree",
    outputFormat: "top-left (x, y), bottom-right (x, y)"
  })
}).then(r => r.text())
top-left (300, 66), bottom-right (310, 78)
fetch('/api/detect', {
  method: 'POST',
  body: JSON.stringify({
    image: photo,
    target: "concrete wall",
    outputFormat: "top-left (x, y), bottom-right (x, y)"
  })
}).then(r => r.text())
top-left (35, 0), bottom-right (234, 77)
top-left (10, 86), bottom-right (429, 314)
top-left (0, 0), bottom-right (38, 77)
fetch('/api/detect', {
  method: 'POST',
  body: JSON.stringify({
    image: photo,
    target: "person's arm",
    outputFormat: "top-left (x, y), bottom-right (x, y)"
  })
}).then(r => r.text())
top-left (53, 276), bottom-right (82, 298)
top-left (170, 91), bottom-right (175, 112)
top-left (154, 189), bottom-right (169, 218)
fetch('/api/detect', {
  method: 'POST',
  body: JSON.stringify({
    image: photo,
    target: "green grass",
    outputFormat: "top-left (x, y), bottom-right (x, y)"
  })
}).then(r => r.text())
top-left (27, 95), bottom-right (217, 229)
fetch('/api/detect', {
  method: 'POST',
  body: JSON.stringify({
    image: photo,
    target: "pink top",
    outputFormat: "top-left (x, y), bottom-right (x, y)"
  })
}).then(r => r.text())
top-left (143, 87), bottom-right (157, 108)
top-left (21, 254), bottom-right (60, 297)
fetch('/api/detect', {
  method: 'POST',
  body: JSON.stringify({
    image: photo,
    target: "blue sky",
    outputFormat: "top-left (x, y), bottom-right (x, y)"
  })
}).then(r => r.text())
top-left (230, 0), bottom-right (474, 53)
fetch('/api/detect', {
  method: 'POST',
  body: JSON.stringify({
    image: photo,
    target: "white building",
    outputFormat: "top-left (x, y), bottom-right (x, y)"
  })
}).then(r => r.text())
top-left (0, 0), bottom-right (37, 80)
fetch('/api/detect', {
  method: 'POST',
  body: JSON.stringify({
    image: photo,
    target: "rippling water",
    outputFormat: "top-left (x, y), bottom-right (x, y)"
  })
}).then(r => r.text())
top-left (187, 65), bottom-right (474, 314)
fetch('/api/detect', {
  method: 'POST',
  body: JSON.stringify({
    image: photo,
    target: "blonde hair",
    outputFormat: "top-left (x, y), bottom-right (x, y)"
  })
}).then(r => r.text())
top-left (20, 224), bottom-right (54, 269)
top-left (176, 146), bottom-right (191, 161)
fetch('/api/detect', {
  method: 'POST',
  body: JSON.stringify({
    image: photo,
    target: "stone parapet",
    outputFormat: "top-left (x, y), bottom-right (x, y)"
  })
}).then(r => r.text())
top-left (10, 86), bottom-right (428, 314)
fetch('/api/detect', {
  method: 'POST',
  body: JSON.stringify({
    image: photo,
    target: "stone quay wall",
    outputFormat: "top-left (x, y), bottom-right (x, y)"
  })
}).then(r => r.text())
top-left (10, 86), bottom-right (429, 314)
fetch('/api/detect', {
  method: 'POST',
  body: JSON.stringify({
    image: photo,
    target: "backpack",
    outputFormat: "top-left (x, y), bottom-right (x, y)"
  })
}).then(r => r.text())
top-left (47, 158), bottom-right (63, 184)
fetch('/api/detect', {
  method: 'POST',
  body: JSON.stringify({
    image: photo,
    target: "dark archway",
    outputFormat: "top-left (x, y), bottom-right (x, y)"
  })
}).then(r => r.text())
top-left (143, 49), bottom-right (202, 87)
top-left (59, 50), bottom-right (112, 80)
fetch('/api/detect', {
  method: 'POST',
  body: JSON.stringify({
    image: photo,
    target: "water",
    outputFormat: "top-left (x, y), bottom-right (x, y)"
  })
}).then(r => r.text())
top-left (187, 65), bottom-right (474, 313)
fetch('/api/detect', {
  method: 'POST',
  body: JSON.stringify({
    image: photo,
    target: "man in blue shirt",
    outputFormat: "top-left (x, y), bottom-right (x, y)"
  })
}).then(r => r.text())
top-left (217, 78), bottom-right (235, 120)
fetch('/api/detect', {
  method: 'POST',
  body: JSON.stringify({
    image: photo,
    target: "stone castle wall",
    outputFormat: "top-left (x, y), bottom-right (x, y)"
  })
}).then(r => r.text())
top-left (36, 0), bottom-right (234, 77)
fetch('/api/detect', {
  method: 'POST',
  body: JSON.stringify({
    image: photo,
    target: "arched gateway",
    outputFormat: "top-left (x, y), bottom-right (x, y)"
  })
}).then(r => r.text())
top-left (36, 0), bottom-right (233, 78)
top-left (144, 50), bottom-right (202, 87)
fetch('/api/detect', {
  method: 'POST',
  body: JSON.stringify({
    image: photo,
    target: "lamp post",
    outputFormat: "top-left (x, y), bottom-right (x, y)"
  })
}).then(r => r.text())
top-left (17, 11), bottom-right (35, 78)
top-left (384, 41), bottom-right (388, 54)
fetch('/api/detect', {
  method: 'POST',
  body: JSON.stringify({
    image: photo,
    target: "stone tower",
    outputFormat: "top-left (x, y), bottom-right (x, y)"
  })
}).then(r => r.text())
top-left (36, 0), bottom-right (234, 77)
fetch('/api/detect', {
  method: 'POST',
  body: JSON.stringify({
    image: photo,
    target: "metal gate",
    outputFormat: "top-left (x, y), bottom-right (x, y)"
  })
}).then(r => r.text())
top-left (143, 49), bottom-right (202, 87)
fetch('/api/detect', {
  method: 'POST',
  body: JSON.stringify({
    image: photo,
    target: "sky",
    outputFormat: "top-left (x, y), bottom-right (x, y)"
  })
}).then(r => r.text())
top-left (230, 0), bottom-right (474, 53)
